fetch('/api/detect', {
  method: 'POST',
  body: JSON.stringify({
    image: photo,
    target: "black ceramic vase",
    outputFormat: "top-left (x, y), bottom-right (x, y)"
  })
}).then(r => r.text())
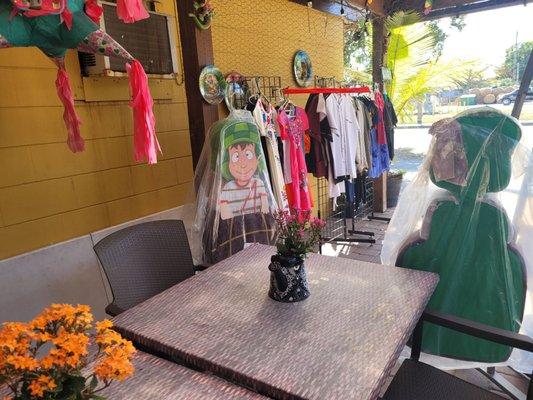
top-left (268, 254), bottom-right (310, 302)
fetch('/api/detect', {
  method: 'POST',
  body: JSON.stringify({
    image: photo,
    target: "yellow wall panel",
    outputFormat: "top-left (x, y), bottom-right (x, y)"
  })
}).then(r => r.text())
top-left (157, 130), bottom-right (192, 160)
top-left (82, 76), bottom-right (183, 102)
top-left (157, 182), bottom-right (193, 210)
top-left (72, 173), bottom-right (105, 208)
top-left (0, 48), bottom-right (52, 69)
top-left (0, 178), bottom-right (78, 226)
top-left (0, 107), bottom-right (72, 148)
top-left (0, 68), bottom-right (60, 108)
top-left (60, 204), bottom-right (110, 239)
top-left (176, 156), bottom-right (194, 184)
top-left (131, 159), bottom-right (179, 194)
top-left (0, 215), bottom-right (65, 259)
top-left (98, 168), bottom-right (134, 202)
top-left (154, 102), bottom-right (189, 133)
top-left (0, 147), bottom-right (36, 188)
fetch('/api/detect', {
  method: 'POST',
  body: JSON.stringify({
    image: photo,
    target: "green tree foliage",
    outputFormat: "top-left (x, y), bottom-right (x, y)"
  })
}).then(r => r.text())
top-left (451, 65), bottom-right (490, 90)
top-left (344, 18), bottom-right (372, 72)
top-left (384, 12), bottom-right (473, 122)
top-left (496, 41), bottom-right (533, 83)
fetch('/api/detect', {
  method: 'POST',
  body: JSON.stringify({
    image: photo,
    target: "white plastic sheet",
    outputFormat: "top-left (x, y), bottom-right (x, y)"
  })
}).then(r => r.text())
top-left (381, 107), bottom-right (533, 371)
top-left (192, 110), bottom-right (278, 265)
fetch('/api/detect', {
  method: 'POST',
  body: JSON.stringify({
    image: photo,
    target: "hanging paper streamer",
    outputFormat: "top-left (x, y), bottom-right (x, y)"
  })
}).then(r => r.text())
top-left (127, 60), bottom-right (160, 164)
top-left (116, 0), bottom-right (149, 23)
top-left (55, 67), bottom-right (84, 153)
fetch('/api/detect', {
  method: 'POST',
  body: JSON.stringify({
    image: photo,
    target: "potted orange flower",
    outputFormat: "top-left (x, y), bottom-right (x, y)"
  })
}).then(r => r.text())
top-left (0, 304), bottom-right (135, 399)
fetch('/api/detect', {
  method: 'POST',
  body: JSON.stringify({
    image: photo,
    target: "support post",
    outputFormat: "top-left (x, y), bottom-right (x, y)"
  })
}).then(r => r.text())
top-left (512, 49), bottom-right (533, 119)
top-left (176, 1), bottom-right (219, 168)
top-left (372, 17), bottom-right (387, 213)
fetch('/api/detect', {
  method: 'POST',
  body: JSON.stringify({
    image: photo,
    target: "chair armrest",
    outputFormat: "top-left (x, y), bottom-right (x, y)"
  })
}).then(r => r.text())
top-left (194, 264), bottom-right (210, 272)
top-left (105, 303), bottom-right (126, 317)
top-left (422, 310), bottom-right (533, 353)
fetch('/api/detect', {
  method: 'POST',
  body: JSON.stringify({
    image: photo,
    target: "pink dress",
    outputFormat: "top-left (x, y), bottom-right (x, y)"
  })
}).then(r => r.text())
top-left (277, 107), bottom-right (312, 211)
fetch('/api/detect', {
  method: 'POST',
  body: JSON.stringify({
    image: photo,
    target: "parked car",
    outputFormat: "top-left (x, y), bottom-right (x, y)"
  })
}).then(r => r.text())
top-left (500, 88), bottom-right (533, 105)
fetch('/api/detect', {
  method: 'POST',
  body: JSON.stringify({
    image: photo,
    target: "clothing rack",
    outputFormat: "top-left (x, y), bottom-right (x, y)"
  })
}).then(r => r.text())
top-left (295, 85), bottom-right (376, 251)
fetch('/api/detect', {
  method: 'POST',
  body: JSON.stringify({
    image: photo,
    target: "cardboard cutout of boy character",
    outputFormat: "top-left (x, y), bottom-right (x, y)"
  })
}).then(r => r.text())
top-left (219, 131), bottom-right (270, 220)
top-left (203, 119), bottom-right (275, 264)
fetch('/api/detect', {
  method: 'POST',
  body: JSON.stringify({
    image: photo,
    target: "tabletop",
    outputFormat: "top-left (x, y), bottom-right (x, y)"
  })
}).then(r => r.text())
top-left (113, 244), bottom-right (438, 400)
top-left (98, 351), bottom-right (267, 399)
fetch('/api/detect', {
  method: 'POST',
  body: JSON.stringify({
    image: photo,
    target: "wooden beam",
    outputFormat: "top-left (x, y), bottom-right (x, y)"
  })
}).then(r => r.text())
top-left (176, 0), bottom-right (219, 169)
top-left (385, 0), bottom-right (531, 19)
top-left (348, 0), bottom-right (385, 15)
top-left (291, 0), bottom-right (385, 17)
top-left (512, 49), bottom-right (533, 119)
top-left (424, 0), bottom-right (532, 20)
top-left (372, 16), bottom-right (388, 212)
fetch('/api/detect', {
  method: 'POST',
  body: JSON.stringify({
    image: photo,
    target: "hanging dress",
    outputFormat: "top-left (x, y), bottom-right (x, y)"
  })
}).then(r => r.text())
top-left (277, 106), bottom-right (312, 211)
top-left (252, 100), bottom-right (289, 210)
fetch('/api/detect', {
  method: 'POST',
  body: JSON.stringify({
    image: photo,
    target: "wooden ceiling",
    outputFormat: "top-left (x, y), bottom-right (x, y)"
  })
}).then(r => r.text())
top-left (292, 0), bottom-right (529, 19)
top-left (386, 0), bottom-right (532, 20)
top-left (290, 0), bottom-right (385, 18)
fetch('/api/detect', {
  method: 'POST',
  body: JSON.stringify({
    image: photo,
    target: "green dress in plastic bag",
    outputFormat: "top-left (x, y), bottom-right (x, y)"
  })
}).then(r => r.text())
top-left (395, 109), bottom-right (526, 363)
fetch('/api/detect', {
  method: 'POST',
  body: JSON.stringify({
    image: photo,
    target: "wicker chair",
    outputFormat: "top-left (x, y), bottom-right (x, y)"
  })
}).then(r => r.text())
top-left (94, 220), bottom-right (205, 317)
top-left (382, 310), bottom-right (533, 400)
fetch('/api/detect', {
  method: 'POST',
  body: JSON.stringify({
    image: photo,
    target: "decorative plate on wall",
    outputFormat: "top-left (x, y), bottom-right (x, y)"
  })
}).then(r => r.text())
top-left (199, 65), bottom-right (226, 104)
top-left (293, 50), bottom-right (313, 87)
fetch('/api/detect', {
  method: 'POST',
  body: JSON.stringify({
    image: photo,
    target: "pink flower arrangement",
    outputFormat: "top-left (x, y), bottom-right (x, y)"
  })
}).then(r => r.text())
top-left (274, 210), bottom-right (326, 258)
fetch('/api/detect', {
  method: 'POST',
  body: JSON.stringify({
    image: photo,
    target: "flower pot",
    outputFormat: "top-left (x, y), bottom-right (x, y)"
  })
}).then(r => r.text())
top-left (387, 172), bottom-right (404, 208)
top-left (268, 254), bottom-right (310, 302)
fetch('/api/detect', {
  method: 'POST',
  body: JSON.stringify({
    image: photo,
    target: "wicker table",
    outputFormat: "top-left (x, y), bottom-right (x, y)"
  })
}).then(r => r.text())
top-left (99, 351), bottom-right (267, 399)
top-left (113, 244), bottom-right (438, 400)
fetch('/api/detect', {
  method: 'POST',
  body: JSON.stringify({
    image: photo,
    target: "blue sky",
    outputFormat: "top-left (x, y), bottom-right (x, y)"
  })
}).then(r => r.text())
top-left (439, 4), bottom-right (533, 76)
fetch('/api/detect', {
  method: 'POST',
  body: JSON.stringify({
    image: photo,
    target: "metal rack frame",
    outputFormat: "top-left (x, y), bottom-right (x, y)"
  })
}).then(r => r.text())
top-left (317, 175), bottom-right (376, 253)
top-left (230, 76), bottom-right (283, 110)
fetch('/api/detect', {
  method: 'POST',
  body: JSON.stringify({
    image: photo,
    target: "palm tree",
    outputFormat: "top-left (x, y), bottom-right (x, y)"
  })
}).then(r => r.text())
top-left (385, 11), bottom-right (472, 122)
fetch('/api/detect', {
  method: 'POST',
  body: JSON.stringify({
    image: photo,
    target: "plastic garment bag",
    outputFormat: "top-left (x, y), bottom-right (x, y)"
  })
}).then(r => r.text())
top-left (382, 107), bottom-right (533, 371)
top-left (193, 110), bottom-right (278, 265)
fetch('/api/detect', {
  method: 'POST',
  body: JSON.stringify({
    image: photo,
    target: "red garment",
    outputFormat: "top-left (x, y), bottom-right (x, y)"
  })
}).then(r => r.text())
top-left (304, 131), bottom-right (311, 154)
top-left (277, 107), bottom-right (312, 211)
top-left (374, 91), bottom-right (388, 146)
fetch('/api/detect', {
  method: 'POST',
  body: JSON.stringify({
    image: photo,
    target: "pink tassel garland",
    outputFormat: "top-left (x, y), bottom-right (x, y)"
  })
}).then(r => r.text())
top-left (55, 68), bottom-right (84, 153)
top-left (116, 0), bottom-right (149, 23)
top-left (126, 60), bottom-right (160, 164)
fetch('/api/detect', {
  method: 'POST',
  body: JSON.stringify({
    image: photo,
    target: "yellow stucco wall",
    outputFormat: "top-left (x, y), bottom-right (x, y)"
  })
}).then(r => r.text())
top-left (0, 1), bottom-right (193, 259)
top-left (211, 0), bottom-right (345, 213)
top-left (211, 0), bottom-right (345, 105)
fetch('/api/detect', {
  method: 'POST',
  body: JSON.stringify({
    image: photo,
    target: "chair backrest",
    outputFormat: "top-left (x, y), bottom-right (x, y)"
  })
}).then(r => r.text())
top-left (94, 220), bottom-right (195, 312)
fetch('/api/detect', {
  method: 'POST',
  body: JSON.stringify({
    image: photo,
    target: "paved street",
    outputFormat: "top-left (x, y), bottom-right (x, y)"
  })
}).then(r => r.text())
top-left (392, 123), bottom-right (533, 183)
